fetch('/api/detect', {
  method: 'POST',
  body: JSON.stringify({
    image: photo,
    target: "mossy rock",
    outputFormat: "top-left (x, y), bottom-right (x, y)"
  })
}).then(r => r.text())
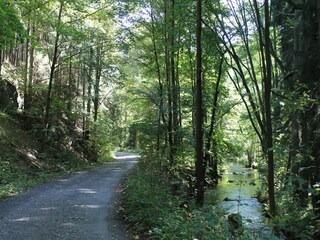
top-left (228, 213), bottom-right (244, 236)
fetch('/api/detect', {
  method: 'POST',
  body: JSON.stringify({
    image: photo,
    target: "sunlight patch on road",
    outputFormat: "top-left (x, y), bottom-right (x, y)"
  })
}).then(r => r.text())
top-left (77, 188), bottom-right (97, 194)
top-left (57, 179), bottom-right (69, 182)
top-left (9, 217), bottom-right (38, 222)
top-left (63, 222), bottom-right (75, 227)
top-left (40, 207), bottom-right (56, 211)
top-left (114, 155), bottom-right (140, 160)
top-left (108, 168), bottom-right (122, 171)
top-left (74, 204), bottom-right (101, 209)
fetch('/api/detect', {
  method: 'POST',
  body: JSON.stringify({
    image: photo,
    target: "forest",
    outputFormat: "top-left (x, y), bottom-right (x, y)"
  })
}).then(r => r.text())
top-left (0, 0), bottom-right (320, 239)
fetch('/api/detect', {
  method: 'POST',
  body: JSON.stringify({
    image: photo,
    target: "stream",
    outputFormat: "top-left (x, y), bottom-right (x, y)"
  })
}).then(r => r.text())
top-left (207, 164), bottom-right (275, 239)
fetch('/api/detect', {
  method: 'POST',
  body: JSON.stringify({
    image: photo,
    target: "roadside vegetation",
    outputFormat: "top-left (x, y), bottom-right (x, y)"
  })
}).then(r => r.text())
top-left (0, 111), bottom-right (114, 199)
top-left (125, 154), bottom-right (234, 240)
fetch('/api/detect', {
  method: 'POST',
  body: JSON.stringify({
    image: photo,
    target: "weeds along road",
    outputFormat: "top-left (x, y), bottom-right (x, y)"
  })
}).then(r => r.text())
top-left (0, 152), bottom-right (139, 240)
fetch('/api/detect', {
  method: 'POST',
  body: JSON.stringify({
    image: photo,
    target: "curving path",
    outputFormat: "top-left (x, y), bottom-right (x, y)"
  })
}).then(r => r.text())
top-left (0, 152), bottom-right (138, 240)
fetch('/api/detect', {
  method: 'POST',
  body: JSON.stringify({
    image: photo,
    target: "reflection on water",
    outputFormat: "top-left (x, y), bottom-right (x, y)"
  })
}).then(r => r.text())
top-left (207, 164), bottom-right (273, 238)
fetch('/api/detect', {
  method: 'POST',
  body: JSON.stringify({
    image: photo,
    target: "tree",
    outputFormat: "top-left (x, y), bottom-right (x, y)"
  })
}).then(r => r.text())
top-left (43, 0), bottom-right (64, 138)
top-left (195, 0), bottom-right (204, 207)
top-left (0, 1), bottom-right (24, 76)
top-left (264, 0), bottom-right (276, 216)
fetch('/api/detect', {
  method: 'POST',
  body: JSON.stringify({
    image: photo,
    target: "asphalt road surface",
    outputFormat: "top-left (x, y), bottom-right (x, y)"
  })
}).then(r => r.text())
top-left (0, 152), bottom-right (139, 240)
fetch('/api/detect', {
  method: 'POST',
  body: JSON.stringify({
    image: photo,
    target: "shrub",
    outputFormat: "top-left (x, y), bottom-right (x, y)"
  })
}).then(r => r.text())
top-left (125, 154), bottom-right (233, 240)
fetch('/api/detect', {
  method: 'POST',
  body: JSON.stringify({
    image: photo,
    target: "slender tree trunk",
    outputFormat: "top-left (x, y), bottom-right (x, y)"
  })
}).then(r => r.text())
top-left (24, 23), bottom-right (30, 110)
top-left (28, 24), bottom-right (35, 92)
top-left (264, 0), bottom-right (276, 216)
top-left (150, 8), bottom-right (165, 152)
top-left (195, 0), bottom-right (204, 207)
top-left (67, 47), bottom-right (73, 113)
top-left (170, 0), bottom-right (179, 150)
top-left (288, 111), bottom-right (299, 171)
top-left (0, 49), bottom-right (2, 78)
top-left (205, 56), bottom-right (224, 179)
top-left (26, 24), bottom-right (35, 110)
top-left (44, 1), bottom-right (64, 137)
top-left (164, 0), bottom-right (174, 164)
top-left (82, 67), bottom-right (87, 139)
top-left (93, 41), bottom-right (102, 123)
top-left (211, 139), bottom-right (218, 179)
top-left (85, 44), bottom-right (94, 140)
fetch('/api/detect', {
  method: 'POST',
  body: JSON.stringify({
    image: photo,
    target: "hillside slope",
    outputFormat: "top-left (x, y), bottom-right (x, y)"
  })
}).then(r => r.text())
top-left (0, 112), bottom-right (98, 199)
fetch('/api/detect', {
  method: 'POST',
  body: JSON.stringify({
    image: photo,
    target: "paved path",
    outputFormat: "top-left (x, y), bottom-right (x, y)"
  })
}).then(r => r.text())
top-left (0, 152), bottom-right (138, 240)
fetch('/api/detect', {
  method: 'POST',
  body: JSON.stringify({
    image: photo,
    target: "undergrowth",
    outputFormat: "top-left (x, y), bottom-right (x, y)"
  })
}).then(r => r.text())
top-left (125, 154), bottom-right (234, 240)
top-left (0, 112), bottom-right (112, 199)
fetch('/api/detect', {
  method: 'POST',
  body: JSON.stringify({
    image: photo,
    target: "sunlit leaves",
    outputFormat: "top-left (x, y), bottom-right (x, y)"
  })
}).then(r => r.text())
top-left (0, 0), bottom-right (25, 49)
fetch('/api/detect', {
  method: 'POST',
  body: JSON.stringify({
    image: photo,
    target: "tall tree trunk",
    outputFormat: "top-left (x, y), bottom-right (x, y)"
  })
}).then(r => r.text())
top-left (82, 67), bottom-right (87, 139)
top-left (24, 23), bottom-right (30, 110)
top-left (205, 56), bottom-right (224, 180)
top-left (0, 49), bottom-right (2, 78)
top-left (164, 0), bottom-right (174, 164)
top-left (195, 0), bottom-right (205, 207)
top-left (26, 24), bottom-right (35, 110)
top-left (67, 47), bottom-right (73, 113)
top-left (28, 25), bottom-right (35, 91)
top-left (313, 0), bottom-right (320, 213)
top-left (93, 41), bottom-right (102, 123)
top-left (85, 44), bottom-right (94, 140)
top-left (150, 7), bottom-right (165, 152)
top-left (171, 0), bottom-right (179, 150)
top-left (44, 1), bottom-right (64, 138)
top-left (264, 0), bottom-right (276, 216)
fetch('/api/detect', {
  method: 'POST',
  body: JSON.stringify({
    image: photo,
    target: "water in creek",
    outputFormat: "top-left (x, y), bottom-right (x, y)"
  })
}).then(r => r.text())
top-left (207, 164), bottom-right (274, 238)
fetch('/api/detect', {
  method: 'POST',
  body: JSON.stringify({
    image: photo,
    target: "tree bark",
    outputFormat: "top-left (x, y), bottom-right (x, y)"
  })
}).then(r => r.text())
top-left (85, 44), bottom-right (94, 140)
top-left (93, 41), bottom-right (102, 123)
top-left (205, 56), bottom-right (224, 179)
top-left (195, 0), bottom-right (204, 207)
top-left (150, 7), bottom-right (166, 152)
top-left (264, 0), bottom-right (276, 216)
top-left (0, 49), bottom-right (2, 78)
top-left (26, 23), bottom-right (35, 110)
top-left (24, 23), bottom-right (30, 110)
top-left (164, 0), bottom-right (174, 165)
top-left (44, 1), bottom-right (64, 138)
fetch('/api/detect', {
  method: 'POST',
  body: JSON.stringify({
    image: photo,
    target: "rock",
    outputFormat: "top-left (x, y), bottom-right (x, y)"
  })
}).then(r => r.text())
top-left (0, 80), bottom-right (18, 112)
top-left (257, 192), bottom-right (268, 203)
top-left (251, 162), bottom-right (258, 169)
top-left (248, 181), bottom-right (256, 186)
top-left (227, 213), bottom-right (243, 236)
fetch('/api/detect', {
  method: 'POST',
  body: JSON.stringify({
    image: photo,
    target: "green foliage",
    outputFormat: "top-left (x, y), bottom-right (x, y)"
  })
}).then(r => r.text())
top-left (125, 154), bottom-right (233, 240)
top-left (90, 118), bottom-right (118, 160)
top-left (272, 210), bottom-right (316, 240)
top-left (0, 1), bottom-right (25, 49)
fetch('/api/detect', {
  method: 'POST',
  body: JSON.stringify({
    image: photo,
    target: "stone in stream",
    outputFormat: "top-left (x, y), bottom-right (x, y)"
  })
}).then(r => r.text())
top-left (248, 180), bottom-right (256, 186)
top-left (227, 213), bottom-right (244, 236)
top-left (223, 197), bottom-right (232, 201)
